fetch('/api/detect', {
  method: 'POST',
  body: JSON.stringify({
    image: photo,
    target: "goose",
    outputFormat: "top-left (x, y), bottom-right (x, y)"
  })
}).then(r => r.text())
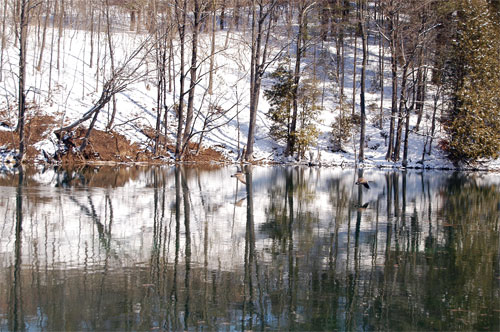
top-left (355, 202), bottom-right (369, 211)
top-left (231, 172), bottom-right (246, 185)
top-left (355, 177), bottom-right (370, 189)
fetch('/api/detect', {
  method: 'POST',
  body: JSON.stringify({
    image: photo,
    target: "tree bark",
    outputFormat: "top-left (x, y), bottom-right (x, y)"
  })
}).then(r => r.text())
top-left (245, 1), bottom-right (277, 162)
top-left (208, 0), bottom-right (216, 94)
top-left (0, 0), bottom-right (8, 82)
top-left (182, 0), bottom-right (205, 151)
top-left (393, 62), bottom-right (408, 161)
top-left (358, 12), bottom-right (367, 162)
top-left (36, 0), bottom-right (50, 72)
top-left (285, 2), bottom-right (306, 157)
top-left (105, 0), bottom-right (118, 131)
top-left (174, 0), bottom-right (187, 160)
top-left (17, 0), bottom-right (29, 160)
top-left (385, 8), bottom-right (397, 161)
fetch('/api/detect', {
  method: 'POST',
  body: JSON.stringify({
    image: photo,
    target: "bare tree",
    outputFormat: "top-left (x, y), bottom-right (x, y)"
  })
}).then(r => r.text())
top-left (182, 0), bottom-right (209, 152)
top-left (244, 0), bottom-right (279, 161)
top-left (17, 0), bottom-right (39, 160)
top-left (358, 0), bottom-right (367, 162)
top-left (35, 0), bottom-right (50, 72)
top-left (104, 0), bottom-right (118, 130)
top-left (174, 0), bottom-right (188, 160)
top-left (285, 0), bottom-right (315, 157)
top-left (0, 0), bottom-right (8, 82)
top-left (53, 37), bottom-right (152, 152)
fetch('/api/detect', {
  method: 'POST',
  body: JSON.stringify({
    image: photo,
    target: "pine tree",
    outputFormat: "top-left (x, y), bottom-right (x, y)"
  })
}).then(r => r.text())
top-left (264, 64), bottom-right (321, 158)
top-left (445, 0), bottom-right (500, 162)
top-left (264, 63), bottom-right (295, 144)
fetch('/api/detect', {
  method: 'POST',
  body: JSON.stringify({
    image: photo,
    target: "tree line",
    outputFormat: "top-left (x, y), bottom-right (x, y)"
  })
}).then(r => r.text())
top-left (3, 0), bottom-right (500, 164)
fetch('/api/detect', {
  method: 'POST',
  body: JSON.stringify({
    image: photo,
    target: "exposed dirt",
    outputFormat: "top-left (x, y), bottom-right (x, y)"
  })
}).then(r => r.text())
top-left (0, 103), bottom-right (57, 160)
top-left (0, 104), bottom-right (229, 165)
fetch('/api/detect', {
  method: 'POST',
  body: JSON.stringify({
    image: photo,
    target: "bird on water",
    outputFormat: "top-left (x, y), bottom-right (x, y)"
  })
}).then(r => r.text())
top-left (231, 172), bottom-right (246, 185)
top-left (355, 177), bottom-right (370, 189)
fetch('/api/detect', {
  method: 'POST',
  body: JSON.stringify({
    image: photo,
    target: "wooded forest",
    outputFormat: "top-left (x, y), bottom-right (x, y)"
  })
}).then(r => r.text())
top-left (1, 0), bottom-right (499, 165)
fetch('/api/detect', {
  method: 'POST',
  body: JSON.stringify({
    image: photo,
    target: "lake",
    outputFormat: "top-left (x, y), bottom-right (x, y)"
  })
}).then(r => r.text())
top-left (0, 165), bottom-right (499, 331)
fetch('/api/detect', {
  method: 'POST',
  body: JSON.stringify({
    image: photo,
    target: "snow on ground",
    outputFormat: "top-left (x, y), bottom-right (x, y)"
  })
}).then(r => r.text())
top-left (1, 13), bottom-right (499, 171)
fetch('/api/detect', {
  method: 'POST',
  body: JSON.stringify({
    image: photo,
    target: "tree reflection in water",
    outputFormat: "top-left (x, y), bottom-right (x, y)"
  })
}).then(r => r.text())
top-left (0, 166), bottom-right (498, 331)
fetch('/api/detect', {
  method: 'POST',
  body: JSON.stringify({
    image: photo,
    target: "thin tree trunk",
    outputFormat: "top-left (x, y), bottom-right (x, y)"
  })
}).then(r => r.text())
top-left (48, 0), bottom-right (57, 95)
top-left (36, 0), bottom-right (49, 72)
top-left (385, 13), bottom-right (397, 161)
top-left (352, 30), bottom-right (357, 116)
top-left (89, 1), bottom-right (94, 68)
top-left (182, 0), bottom-right (204, 153)
top-left (174, 0), bottom-right (187, 159)
top-left (393, 63), bottom-right (408, 161)
top-left (208, 0), bottom-right (216, 95)
top-left (245, 1), bottom-right (259, 161)
top-left (245, 1), bottom-right (276, 161)
top-left (286, 2), bottom-right (305, 157)
top-left (378, 10), bottom-right (384, 129)
top-left (105, 0), bottom-right (118, 131)
top-left (18, 0), bottom-right (29, 160)
top-left (415, 49), bottom-right (426, 131)
top-left (402, 100), bottom-right (410, 166)
top-left (57, 0), bottom-right (64, 70)
top-left (428, 86), bottom-right (441, 155)
top-left (219, 0), bottom-right (226, 30)
top-left (154, 25), bottom-right (165, 155)
top-left (169, 36), bottom-right (174, 93)
top-left (358, 13), bottom-right (367, 162)
top-left (0, 0), bottom-right (8, 82)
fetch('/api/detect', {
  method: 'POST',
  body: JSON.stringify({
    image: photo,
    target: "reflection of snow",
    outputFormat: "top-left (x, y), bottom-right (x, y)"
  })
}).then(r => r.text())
top-left (0, 166), bottom-right (461, 275)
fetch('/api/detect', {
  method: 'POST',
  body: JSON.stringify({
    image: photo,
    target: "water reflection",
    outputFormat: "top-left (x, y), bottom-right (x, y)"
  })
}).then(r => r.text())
top-left (0, 166), bottom-right (499, 330)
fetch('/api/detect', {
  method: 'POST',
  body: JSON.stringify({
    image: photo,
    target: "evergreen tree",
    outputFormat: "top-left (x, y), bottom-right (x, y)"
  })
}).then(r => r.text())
top-left (264, 64), bottom-right (321, 158)
top-left (445, 0), bottom-right (500, 162)
top-left (264, 63), bottom-right (295, 144)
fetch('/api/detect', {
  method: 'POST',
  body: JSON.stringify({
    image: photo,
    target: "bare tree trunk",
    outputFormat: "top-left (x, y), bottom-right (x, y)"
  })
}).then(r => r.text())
top-left (414, 49), bottom-right (426, 131)
top-left (428, 86), bottom-right (441, 156)
top-left (130, 10), bottom-right (136, 31)
top-left (89, 0), bottom-right (94, 68)
top-left (219, 0), bottom-right (226, 30)
top-left (245, 0), bottom-right (277, 161)
top-left (245, 1), bottom-right (259, 161)
top-left (285, 1), bottom-right (306, 157)
top-left (402, 99), bottom-right (410, 166)
top-left (36, 0), bottom-right (49, 72)
top-left (17, 0), bottom-right (30, 160)
top-left (393, 62), bottom-right (408, 162)
top-left (95, 7), bottom-right (102, 91)
top-left (234, 0), bottom-right (240, 29)
top-left (358, 7), bottom-right (367, 162)
top-left (48, 0), bottom-right (57, 95)
top-left (208, 0), bottom-right (216, 94)
top-left (168, 36), bottom-right (173, 93)
top-left (182, 0), bottom-right (205, 151)
top-left (57, 0), bottom-right (64, 70)
top-left (0, 0), bottom-right (8, 82)
top-left (378, 6), bottom-right (384, 129)
top-left (352, 29), bottom-right (357, 116)
top-left (154, 15), bottom-right (167, 155)
top-left (174, 0), bottom-right (187, 159)
top-left (105, 0), bottom-right (118, 131)
top-left (385, 9), bottom-right (397, 161)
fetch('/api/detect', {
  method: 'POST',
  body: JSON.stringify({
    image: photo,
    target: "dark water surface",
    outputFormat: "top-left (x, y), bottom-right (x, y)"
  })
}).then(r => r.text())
top-left (0, 165), bottom-right (499, 331)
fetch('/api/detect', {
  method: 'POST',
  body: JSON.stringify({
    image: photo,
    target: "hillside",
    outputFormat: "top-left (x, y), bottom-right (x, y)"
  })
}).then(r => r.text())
top-left (1, 2), bottom-right (499, 171)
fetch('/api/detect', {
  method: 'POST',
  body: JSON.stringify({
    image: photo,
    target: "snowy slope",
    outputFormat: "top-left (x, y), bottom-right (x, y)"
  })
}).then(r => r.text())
top-left (1, 13), bottom-right (499, 171)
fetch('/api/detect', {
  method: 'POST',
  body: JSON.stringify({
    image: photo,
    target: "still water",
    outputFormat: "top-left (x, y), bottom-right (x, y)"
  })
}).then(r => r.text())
top-left (0, 166), bottom-right (499, 331)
